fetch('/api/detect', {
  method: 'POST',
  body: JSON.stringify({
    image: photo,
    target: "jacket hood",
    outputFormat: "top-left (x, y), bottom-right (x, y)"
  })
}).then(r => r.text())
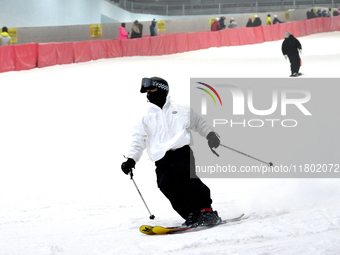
top-left (0, 32), bottom-right (10, 37)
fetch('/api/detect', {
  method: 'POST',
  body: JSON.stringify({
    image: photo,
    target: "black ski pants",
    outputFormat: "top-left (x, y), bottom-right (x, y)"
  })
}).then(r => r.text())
top-left (288, 55), bottom-right (301, 74)
top-left (155, 145), bottom-right (212, 219)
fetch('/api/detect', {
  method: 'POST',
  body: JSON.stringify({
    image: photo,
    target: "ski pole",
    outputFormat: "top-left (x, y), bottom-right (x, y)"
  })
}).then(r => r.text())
top-left (220, 143), bottom-right (273, 167)
top-left (130, 171), bottom-right (155, 220)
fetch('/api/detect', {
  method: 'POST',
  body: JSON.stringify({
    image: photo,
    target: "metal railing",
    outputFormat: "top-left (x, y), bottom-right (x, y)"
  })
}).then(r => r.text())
top-left (107, 0), bottom-right (340, 15)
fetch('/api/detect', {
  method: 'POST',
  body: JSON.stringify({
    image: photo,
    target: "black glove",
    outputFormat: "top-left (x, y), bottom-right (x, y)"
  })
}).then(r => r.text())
top-left (207, 132), bottom-right (220, 157)
top-left (207, 132), bottom-right (220, 149)
top-left (121, 158), bottom-right (136, 175)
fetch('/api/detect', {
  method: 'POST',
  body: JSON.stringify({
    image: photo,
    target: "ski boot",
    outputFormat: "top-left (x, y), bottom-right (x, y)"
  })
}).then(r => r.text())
top-left (182, 211), bottom-right (200, 227)
top-left (198, 208), bottom-right (222, 226)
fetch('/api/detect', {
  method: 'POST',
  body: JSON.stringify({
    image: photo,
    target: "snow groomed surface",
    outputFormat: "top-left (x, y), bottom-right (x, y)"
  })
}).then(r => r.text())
top-left (0, 31), bottom-right (340, 254)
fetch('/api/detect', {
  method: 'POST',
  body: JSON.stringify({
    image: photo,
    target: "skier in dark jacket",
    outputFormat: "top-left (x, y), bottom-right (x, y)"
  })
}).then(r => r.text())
top-left (317, 9), bottom-right (322, 17)
top-left (246, 18), bottom-right (253, 27)
top-left (273, 15), bottom-right (283, 24)
top-left (219, 16), bottom-right (226, 29)
top-left (253, 15), bottom-right (262, 27)
top-left (150, 19), bottom-right (157, 37)
top-left (282, 32), bottom-right (302, 77)
top-left (309, 8), bottom-right (317, 18)
top-left (138, 22), bottom-right (143, 37)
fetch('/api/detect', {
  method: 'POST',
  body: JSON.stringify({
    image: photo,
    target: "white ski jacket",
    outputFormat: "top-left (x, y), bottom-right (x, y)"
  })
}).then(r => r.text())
top-left (127, 97), bottom-right (213, 162)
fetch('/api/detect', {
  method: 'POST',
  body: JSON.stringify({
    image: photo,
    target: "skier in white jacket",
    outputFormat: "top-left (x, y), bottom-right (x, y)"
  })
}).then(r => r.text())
top-left (121, 77), bottom-right (222, 226)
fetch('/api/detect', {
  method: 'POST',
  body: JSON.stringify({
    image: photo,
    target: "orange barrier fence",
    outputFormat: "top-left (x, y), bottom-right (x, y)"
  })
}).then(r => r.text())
top-left (1, 16), bottom-right (340, 74)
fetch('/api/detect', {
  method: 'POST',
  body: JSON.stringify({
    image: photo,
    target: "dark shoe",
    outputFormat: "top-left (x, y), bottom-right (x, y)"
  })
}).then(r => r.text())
top-left (198, 208), bottom-right (222, 226)
top-left (290, 72), bottom-right (298, 77)
top-left (182, 211), bottom-right (200, 227)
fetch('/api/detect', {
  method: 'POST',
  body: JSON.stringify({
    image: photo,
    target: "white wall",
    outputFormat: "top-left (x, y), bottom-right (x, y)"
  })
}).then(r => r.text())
top-left (1, 0), bottom-right (321, 29)
top-left (0, 0), bottom-right (185, 28)
top-left (2, 0), bottom-right (100, 27)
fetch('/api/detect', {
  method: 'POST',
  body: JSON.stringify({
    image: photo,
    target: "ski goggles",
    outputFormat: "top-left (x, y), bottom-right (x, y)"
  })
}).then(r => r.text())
top-left (140, 77), bottom-right (169, 93)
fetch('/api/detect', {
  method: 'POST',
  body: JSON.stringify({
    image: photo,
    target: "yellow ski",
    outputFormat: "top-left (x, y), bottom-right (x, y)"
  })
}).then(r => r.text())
top-left (139, 213), bottom-right (249, 235)
top-left (139, 225), bottom-right (155, 235)
top-left (152, 226), bottom-right (191, 234)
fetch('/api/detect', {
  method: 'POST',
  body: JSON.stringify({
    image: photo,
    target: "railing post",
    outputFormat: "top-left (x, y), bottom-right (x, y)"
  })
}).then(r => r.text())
top-left (118, 0), bottom-right (330, 16)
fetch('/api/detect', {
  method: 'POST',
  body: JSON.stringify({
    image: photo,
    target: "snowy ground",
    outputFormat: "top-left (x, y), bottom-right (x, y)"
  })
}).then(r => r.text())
top-left (1, 32), bottom-right (340, 255)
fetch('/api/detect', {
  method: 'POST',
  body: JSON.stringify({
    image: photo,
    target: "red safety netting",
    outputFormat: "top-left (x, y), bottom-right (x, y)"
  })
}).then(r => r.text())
top-left (1, 16), bottom-right (339, 74)
top-left (323, 17), bottom-right (331, 32)
top-left (176, 33), bottom-right (189, 53)
top-left (311, 18), bottom-right (319, 34)
top-left (262, 26), bottom-right (274, 42)
top-left (228, 29), bottom-right (241, 46)
top-left (291, 21), bottom-right (302, 38)
top-left (253, 26), bottom-right (265, 44)
top-left (38, 43), bottom-right (57, 68)
top-left (298, 20), bottom-right (307, 37)
top-left (238, 27), bottom-right (257, 45)
top-left (163, 34), bottom-right (178, 55)
top-left (14, 43), bottom-right (38, 71)
top-left (73, 41), bottom-right (93, 63)
top-left (138, 37), bottom-right (151, 56)
top-left (208, 30), bottom-right (221, 48)
top-left (56, 42), bottom-right (74, 65)
top-left (121, 39), bottom-right (138, 57)
top-left (305, 19), bottom-right (314, 35)
top-left (278, 22), bottom-right (292, 38)
top-left (187, 31), bottom-right (211, 51)
top-left (220, 29), bottom-right (231, 47)
top-left (107, 40), bottom-right (123, 58)
top-left (243, 27), bottom-right (259, 45)
top-left (150, 35), bottom-right (167, 55)
top-left (316, 17), bottom-right (326, 33)
top-left (200, 31), bottom-right (214, 49)
top-left (0, 45), bottom-right (15, 73)
top-left (90, 40), bottom-right (109, 60)
top-left (330, 16), bottom-right (340, 31)
top-left (271, 24), bottom-right (281, 41)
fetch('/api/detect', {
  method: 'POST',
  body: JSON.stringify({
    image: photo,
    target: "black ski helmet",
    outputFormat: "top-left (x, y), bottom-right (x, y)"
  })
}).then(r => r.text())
top-left (140, 77), bottom-right (169, 95)
top-left (140, 77), bottom-right (169, 108)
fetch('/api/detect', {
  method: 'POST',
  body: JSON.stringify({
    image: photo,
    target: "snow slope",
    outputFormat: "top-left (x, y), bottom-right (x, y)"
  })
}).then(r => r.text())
top-left (0, 32), bottom-right (340, 255)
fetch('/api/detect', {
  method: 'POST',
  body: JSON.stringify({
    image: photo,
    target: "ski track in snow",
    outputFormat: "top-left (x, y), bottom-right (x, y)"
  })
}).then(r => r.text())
top-left (0, 32), bottom-right (340, 255)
